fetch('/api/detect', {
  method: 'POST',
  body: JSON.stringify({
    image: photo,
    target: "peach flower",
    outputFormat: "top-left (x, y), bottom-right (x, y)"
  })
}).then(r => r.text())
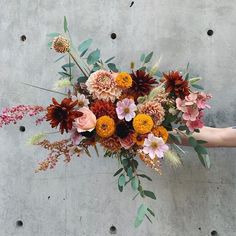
top-left (74, 107), bottom-right (96, 132)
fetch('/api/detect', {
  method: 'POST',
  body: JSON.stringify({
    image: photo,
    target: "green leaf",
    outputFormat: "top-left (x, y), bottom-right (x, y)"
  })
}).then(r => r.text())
top-left (122, 158), bottom-right (129, 168)
top-left (47, 32), bottom-right (60, 37)
top-left (108, 63), bottom-right (119, 72)
top-left (155, 71), bottom-right (163, 77)
top-left (197, 140), bottom-right (207, 144)
top-left (105, 56), bottom-right (115, 63)
top-left (139, 66), bottom-right (146, 71)
top-left (140, 53), bottom-right (145, 62)
top-left (169, 133), bottom-right (182, 144)
top-left (147, 208), bottom-right (155, 217)
top-left (113, 168), bottom-right (123, 177)
top-left (134, 204), bottom-right (147, 228)
top-left (64, 16), bottom-right (68, 32)
top-left (184, 72), bottom-right (190, 81)
top-left (195, 145), bottom-right (208, 155)
top-left (47, 41), bottom-right (52, 48)
top-left (143, 190), bottom-right (156, 200)
top-left (92, 63), bottom-right (101, 72)
top-left (178, 126), bottom-right (187, 131)
top-left (189, 77), bottom-right (202, 84)
top-left (87, 49), bottom-right (100, 65)
top-left (188, 137), bottom-right (197, 148)
top-left (118, 174), bottom-right (126, 187)
top-left (132, 160), bottom-right (139, 169)
top-left (145, 214), bottom-right (153, 223)
top-left (54, 55), bottom-right (66, 63)
top-left (62, 63), bottom-right (75, 68)
top-left (58, 72), bottom-right (70, 77)
top-left (191, 83), bottom-right (204, 90)
top-left (127, 167), bottom-right (133, 178)
top-left (138, 174), bottom-right (152, 181)
top-left (78, 39), bottom-right (93, 55)
top-left (131, 177), bottom-right (139, 191)
top-left (197, 153), bottom-right (211, 169)
top-left (77, 76), bottom-right (87, 83)
top-left (144, 52), bottom-right (153, 63)
top-left (118, 184), bottom-right (123, 192)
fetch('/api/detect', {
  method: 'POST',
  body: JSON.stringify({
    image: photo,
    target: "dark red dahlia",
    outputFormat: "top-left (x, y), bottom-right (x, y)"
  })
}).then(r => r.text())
top-left (127, 70), bottom-right (157, 100)
top-left (163, 71), bottom-right (190, 99)
top-left (46, 97), bottom-right (82, 134)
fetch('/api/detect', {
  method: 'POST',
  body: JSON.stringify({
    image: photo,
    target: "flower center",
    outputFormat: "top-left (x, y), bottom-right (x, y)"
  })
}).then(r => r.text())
top-left (151, 142), bottom-right (158, 149)
top-left (78, 101), bottom-right (84, 107)
top-left (54, 107), bottom-right (67, 121)
top-left (101, 124), bottom-right (108, 130)
top-left (124, 107), bottom-right (130, 114)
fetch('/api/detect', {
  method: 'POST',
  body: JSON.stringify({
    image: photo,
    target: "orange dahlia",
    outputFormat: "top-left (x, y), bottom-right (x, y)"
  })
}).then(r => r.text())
top-left (133, 133), bottom-right (147, 146)
top-left (52, 36), bottom-right (70, 53)
top-left (152, 126), bottom-right (169, 143)
top-left (100, 136), bottom-right (121, 152)
top-left (115, 72), bottom-right (133, 89)
top-left (163, 71), bottom-right (190, 99)
top-left (133, 114), bottom-right (154, 134)
top-left (127, 70), bottom-right (157, 100)
top-left (90, 100), bottom-right (117, 120)
top-left (96, 116), bottom-right (115, 138)
top-left (138, 101), bottom-right (165, 125)
top-left (46, 98), bottom-right (82, 134)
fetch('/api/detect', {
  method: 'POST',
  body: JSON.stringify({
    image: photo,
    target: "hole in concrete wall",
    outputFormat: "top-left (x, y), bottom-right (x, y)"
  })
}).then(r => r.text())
top-left (130, 1), bottom-right (134, 7)
top-left (198, 227), bottom-right (201, 231)
top-left (109, 225), bottom-right (117, 234)
top-left (110, 33), bottom-right (117, 40)
top-left (211, 230), bottom-right (218, 236)
top-left (207, 29), bottom-right (214, 36)
top-left (19, 126), bottom-right (26, 132)
top-left (16, 220), bottom-right (23, 227)
top-left (48, 196), bottom-right (50, 200)
top-left (20, 35), bottom-right (27, 41)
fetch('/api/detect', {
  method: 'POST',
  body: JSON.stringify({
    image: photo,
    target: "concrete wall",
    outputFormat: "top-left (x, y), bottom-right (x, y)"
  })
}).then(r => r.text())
top-left (0, 0), bottom-right (236, 235)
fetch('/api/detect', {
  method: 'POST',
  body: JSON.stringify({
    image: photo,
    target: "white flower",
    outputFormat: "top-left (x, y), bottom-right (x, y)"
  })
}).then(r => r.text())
top-left (53, 79), bottom-right (71, 90)
top-left (76, 94), bottom-right (89, 107)
top-left (116, 98), bottom-right (137, 121)
top-left (143, 133), bottom-right (169, 159)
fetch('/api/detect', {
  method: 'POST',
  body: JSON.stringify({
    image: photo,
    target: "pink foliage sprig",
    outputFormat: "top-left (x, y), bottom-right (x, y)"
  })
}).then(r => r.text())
top-left (0, 105), bottom-right (45, 128)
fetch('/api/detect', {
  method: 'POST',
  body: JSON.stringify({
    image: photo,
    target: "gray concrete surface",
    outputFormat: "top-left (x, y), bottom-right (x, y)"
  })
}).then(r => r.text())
top-left (0, 0), bottom-right (236, 235)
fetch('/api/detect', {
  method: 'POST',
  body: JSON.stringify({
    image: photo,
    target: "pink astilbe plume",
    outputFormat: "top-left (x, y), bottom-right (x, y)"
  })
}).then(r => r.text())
top-left (0, 105), bottom-right (45, 128)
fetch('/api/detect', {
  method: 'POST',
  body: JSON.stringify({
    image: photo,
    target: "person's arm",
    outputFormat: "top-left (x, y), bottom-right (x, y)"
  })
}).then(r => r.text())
top-left (174, 126), bottom-right (236, 147)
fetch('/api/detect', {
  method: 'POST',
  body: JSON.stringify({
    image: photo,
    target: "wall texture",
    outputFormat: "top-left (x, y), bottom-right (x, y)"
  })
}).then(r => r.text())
top-left (0, 0), bottom-right (236, 235)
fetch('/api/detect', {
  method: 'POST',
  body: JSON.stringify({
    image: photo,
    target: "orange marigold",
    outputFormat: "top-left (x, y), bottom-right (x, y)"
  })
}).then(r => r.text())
top-left (132, 114), bottom-right (154, 134)
top-left (152, 126), bottom-right (169, 143)
top-left (115, 72), bottom-right (133, 89)
top-left (90, 100), bottom-right (117, 120)
top-left (96, 116), bottom-right (115, 138)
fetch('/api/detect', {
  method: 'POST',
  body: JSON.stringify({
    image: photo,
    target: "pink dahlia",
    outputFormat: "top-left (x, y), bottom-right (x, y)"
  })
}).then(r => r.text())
top-left (143, 133), bottom-right (169, 159)
top-left (85, 70), bottom-right (122, 102)
top-left (138, 101), bottom-right (165, 125)
top-left (116, 98), bottom-right (137, 121)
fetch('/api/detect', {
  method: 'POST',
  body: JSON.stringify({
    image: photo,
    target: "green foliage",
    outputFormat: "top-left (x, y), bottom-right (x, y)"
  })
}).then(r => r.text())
top-left (64, 16), bottom-right (68, 33)
top-left (169, 133), bottom-right (182, 144)
top-left (188, 136), bottom-right (198, 148)
top-left (113, 168), bottom-right (123, 177)
top-left (134, 204), bottom-right (147, 228)
top-left (77, 76), bottom-right (87, 83)
top-left (131, 177), bottom-right (139, 191)
top-left (105, 56), bottom-right (115, 63)
top-left (108, 63), bottom-right (119, 72)
top-left (87, 49), bottom-right (100, 65)
top-left (78, 39), bottom-right (93, 57)
top-left (191, 83), bottom-right (204, 90)
top-left (144, 52), bottom-right (153, 63)
top-left (62, 63), bottom-right (75, 68)
top-left (140, 53), bottom-right (145, 62)
top-left (143, 190), bottom-right (156, 200)
top-left (118, 174), bottom-right (126, 187)
top-left (138, 174), bottom-right (152, 181)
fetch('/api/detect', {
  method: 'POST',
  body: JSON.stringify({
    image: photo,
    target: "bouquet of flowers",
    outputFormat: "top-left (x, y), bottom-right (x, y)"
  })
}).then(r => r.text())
top-left (0, 17), bottom-right (212, 227)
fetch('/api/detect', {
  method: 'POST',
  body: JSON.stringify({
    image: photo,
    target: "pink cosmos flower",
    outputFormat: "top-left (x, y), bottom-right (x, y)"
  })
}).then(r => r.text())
top-left (70, 128), bottom-right (83, 145)
top-left (143, 133), bottom-right (169, 159)
top-left (116, 98), bottom-right (137, 121)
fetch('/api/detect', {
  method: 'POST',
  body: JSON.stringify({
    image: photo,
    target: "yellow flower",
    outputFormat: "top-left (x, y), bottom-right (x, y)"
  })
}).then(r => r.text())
top-left (133, 114), bottom-right (154, 134)
top-left (96, 116), bottom-right (115, 138)
top-left (152, 126), bottom-right (169, 143)
top-left (115, 72), bottom-right (132, 89)
top-left (133, 133), bottom-right (147, 146)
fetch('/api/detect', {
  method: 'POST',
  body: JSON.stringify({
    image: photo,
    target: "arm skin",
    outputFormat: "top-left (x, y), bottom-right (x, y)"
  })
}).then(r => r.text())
top-left (175, 126), bottom-right (236, 147)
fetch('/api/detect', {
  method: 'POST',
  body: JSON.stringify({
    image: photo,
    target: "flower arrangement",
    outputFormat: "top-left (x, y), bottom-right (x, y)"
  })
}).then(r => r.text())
top-left (0, 17), bottom-right (212, 227)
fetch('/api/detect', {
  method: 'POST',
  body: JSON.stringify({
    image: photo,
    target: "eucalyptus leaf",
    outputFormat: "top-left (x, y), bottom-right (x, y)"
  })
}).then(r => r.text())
top-left (191, 83), bottom-right (204, 90)
top-left (77, 76), bottom-right (87, 83)
top-left (105, 56), bottom-right (115, 63)
top-left (134, 204), bottom-right (147, 228)
top-left (147, 208), bottom-right (155, 217)
top-left (47, 42), bottom-right (52, 48)
top-left (145, 214), bottom-right (153, 223)
top-left (189, 77), bottom-right (202, 84)
top-left (188, 137), bottom-right (197, 148)
top-left (118, 184), bottom-right (123, 192)
top-left (197, 153), bottom-right (211, 169)
top-left (108, 63), bottom-right (119, 72)
top-left (113, 168), bottom-right (123, 177)
top-left (143, 190), bottom-right (156, 200)
top-left (78, 39), bottom-right (93, 54)
top-left (47, 32), bottom-right (60, 37)
top-left (195, 145), bottom-right (208, 155)
top-left (169, 133), bottom-right (182, 144)
top-left (131, 177), bottom-right (139, 191)
top-left (144, 52), bottom-right (153, 63)
top-left (62, 63), bottom-right (75, 68)
top-left (87, 49), bottom-right (100, 65)
top-left (118, 174), bottom-right (126, 187)
top-left (138, 174), bottom-right (152, 181)
top-left (54, 55), bottom-right (66, 63)
top-left (140, 53), bottom-right (145, 62)
top-left (127, 167), bottom-right (133, 178)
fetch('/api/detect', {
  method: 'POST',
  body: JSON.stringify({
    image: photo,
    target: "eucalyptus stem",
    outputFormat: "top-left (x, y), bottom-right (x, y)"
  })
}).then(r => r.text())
top-left (68, 51), bottom-right (89, 78)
